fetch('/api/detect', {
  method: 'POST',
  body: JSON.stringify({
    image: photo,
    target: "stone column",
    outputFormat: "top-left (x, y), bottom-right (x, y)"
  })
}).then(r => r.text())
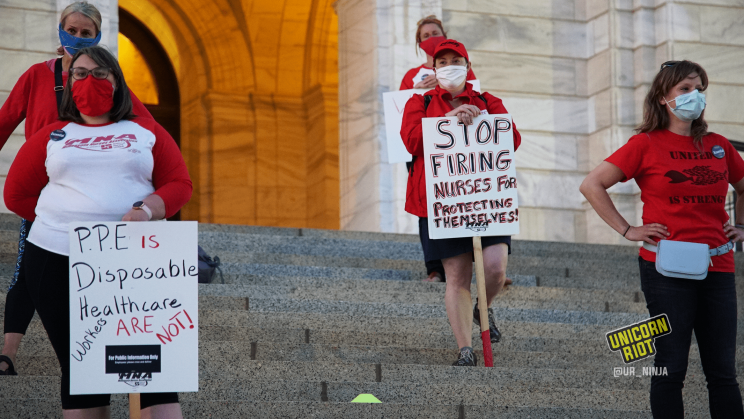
top-left (0, 0), bottom-right (59, 212)
top-left (337, 0), bottom-right (441, 233)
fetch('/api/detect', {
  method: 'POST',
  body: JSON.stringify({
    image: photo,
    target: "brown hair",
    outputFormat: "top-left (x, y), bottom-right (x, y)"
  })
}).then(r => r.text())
top-left (415, 15), bottom-right (446, 55)
top-left (637, 60), bottom-right (709, 148)
top-left (59, 46), bottom-right (135, 123)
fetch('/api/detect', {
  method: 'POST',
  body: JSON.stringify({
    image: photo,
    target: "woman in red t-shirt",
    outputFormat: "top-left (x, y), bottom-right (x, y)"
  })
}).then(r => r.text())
top-left (401, 40), bottom-right (521, 367)
top-left (399, 15), bottom-right (476, 91)
top-left (581, 61), bottom-right (744, 418)
top-left (0, 2), bottom-right (153, 377)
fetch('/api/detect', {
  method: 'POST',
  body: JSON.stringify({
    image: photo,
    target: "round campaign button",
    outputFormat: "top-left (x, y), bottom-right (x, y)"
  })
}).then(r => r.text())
top-left (50, 129), bottom-right (66, 141)
top-left (712, 145), bottom-right (725, 159)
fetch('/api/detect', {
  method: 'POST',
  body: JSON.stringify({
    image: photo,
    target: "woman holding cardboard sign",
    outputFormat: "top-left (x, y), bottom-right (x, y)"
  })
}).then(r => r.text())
top-left (0, 1), bottom-right (154, 377)
top-left (4, 46), bottom-right (191, 418)
top-left (580, 60), bottom-right (744, 418)
top-left (401, 39), bottom-right (521, 367)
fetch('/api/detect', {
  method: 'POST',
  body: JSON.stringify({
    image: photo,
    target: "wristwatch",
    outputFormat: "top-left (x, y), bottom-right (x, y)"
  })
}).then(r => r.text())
top-left (132, 201), bottom-right (152, 220)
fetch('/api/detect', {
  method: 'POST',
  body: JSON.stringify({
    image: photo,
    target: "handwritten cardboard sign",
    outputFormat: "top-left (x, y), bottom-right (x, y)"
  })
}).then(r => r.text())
top-left (68, 221), bottom-right (198, 395)
top-left (383, 80), bottom-right (480, 164)
top-left (422, 114), bottom-right (519, 239)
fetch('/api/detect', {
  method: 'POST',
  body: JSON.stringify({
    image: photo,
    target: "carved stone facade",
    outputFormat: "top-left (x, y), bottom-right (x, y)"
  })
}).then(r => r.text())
top-left (1, 0), bottom-right (743, 243)
top-left (338, 0), bottom-right (744, 244)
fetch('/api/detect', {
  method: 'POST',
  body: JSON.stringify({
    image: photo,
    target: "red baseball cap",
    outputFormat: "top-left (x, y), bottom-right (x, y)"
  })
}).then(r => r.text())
top-left (433, 39), bottom-right (469, 61)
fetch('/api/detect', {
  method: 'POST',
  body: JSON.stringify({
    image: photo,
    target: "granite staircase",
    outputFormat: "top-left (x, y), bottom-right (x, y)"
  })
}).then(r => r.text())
top-left (0, 213), bottom-right (741, 418)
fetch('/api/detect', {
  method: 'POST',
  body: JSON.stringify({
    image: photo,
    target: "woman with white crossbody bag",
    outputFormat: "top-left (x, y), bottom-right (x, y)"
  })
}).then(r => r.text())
top-left (581, 60), bottom-right (744, 419)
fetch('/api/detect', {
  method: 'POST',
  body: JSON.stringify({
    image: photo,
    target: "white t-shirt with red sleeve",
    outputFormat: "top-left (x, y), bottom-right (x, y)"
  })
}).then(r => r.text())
top-left (606, 129), bottom-right (744, 272)
top-left (4, 117), bottom-right (192, 256)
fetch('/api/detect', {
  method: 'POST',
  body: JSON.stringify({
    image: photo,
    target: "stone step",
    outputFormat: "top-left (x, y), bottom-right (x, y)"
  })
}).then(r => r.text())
top-left (240, 296), bottom-right (646, 326)
top-left (217, 260), bottom-right (642, 287)
top-left (6, 320), bottom-right (727, 367)
top-left (198, 310), bottom-right (633, 339)
top-left (0, 376), bottom-right (721, 414)
top-left (7, 339), bottom-right (736, 380)
top-left (0, 399), bottom-right (128, 419)
top-left (197, 285), bottom-right (647, 314)
top-left (202, 237), bottom-right (639, 268)
top-left (210, 248), bottom-right (641, 280)
top-left (0, 396), bottom-right (660, 419)
top-left (202, 274), bottom-right (538, 293)
top-left (197, 223), bottom-right (644, 259)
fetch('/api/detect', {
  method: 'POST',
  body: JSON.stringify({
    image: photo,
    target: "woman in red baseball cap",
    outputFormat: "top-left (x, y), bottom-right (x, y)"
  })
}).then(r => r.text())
top-left (400, 39), bottom-right (522, 366)
top-left (399, 16), bottom-right (477, 91)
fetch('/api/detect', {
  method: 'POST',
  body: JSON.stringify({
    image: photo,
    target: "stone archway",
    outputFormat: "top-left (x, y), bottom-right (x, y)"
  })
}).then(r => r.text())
top-left (118, 0), bottom-right (339, 229)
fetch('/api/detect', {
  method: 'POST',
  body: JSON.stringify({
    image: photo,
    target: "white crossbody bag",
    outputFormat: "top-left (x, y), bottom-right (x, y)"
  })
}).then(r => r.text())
top-left (642, 240), bottom-right (735, 280)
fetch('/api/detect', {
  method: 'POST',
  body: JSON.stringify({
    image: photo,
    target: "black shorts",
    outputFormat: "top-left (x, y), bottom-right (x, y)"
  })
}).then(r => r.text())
top-left (24, 241), bottom-right (179, 410)
top-left (418, 217), bottom-right (511, 262)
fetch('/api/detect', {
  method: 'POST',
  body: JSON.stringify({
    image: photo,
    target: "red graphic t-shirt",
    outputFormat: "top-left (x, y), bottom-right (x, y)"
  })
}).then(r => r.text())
top-left (606, 129), bottom-right (744, 272)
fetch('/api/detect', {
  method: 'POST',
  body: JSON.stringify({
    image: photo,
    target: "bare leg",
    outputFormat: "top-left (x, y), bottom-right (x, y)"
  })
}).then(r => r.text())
top-left (483, 243), bottom-right (508, 306)
top-left (141, 403), bottom-right (183, 419)
top-left (0, 333), bottom-right (23, 370)
top-left (62, 406), bottom-right (110, 419)
top-left (442, 253), bottom-right (474, 349)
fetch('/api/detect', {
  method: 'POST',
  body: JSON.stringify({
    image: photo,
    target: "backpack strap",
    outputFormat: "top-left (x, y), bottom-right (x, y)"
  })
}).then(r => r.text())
top-left (412, 94), bottom-right (433, 176)
top-left (424, 95), bottom-right (432, 111)
top-left (478, 94), bottom-right (487, 107)
top-left (54, 58), bottom-right (64, 112)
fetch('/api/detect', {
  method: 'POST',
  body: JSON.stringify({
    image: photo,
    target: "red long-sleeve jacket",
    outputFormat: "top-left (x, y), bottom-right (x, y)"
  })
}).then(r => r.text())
top-left (400, 84), bottom-right (521, 218)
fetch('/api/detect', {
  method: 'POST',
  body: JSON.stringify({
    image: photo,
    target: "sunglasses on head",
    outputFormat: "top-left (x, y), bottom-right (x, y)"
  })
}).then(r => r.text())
top-left (660, 61), bottom-right (679, 71)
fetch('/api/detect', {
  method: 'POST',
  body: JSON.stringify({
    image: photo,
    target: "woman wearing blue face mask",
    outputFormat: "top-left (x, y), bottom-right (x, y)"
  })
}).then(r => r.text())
top-left (581, 61), bottom-right (744, 418)
top-left (0, 1), bottom-right (153, 377)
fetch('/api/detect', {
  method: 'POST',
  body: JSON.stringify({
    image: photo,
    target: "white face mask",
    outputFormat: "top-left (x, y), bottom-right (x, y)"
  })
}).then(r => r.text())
top-left (435, 65), bottom-right (468, 90)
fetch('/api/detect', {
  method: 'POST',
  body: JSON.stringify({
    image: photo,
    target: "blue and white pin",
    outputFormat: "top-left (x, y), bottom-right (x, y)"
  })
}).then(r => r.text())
top-left (712, 145), bottom-right (725, 159)
top-left (50, 129), bottom-right (66, 141)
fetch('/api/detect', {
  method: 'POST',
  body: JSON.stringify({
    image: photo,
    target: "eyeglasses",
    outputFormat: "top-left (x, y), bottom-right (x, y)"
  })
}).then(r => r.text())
top-left (660, 61), bottom-right (679, 71)
top-left (70, 67), bottom-right (111, 81)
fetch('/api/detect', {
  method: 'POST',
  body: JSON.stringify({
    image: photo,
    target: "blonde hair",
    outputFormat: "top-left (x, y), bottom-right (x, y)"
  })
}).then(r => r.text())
top-left (60, 1), bottom-right (102, 34)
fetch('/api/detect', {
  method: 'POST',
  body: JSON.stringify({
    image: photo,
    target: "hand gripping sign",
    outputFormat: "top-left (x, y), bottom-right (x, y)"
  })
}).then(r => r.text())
top-left (422, 114), bottom-right (519, 367)
top-left (68, 221), bottom-right (198, 395)
top-left (383, 80), bottom-right (480, 163)
top-left (422, 114), bottom-right (519, 240)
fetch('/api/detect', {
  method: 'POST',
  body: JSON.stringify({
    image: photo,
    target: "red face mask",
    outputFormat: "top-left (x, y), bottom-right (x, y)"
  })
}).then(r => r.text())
top-left (72, 76), bottom-right (114, 117)
top-left (419, 35), bottom-right (445, 57)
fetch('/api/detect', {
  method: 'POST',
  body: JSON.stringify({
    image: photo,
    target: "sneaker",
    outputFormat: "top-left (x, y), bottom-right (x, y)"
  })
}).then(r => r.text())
top-left (452, 347), bottom-right (478, 366)
top-left (473, 301), bottom-right (502, 343)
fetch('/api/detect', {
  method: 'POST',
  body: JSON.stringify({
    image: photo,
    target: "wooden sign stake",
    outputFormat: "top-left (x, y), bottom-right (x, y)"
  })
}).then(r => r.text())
top-left (129, 393), bottom-right (141, 419)
top-left (473, 236), bottom-right (493, 367)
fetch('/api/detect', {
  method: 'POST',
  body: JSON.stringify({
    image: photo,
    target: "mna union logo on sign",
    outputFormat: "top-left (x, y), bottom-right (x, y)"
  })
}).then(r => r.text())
top-left (605, 314), bottom-right (671, 364)
top-left (118, 371), bottom-right (152, 388)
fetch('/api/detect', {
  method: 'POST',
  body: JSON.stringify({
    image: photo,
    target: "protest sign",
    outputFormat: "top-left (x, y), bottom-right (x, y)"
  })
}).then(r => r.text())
top-left (422, 114), bottom-right (519, 239)
top-left (68, 221), bottom-right (198, 395)
top-left (383, 80), bottom-right (480, 163)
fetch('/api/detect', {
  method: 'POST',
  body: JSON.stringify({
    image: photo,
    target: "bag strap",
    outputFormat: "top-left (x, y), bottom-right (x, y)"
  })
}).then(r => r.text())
top-left (423, 95), bottom-right (432, 111)
top-left (54, 58), bottom-right (64, 111)
top-left (643, 240), bottom-right (734, 256)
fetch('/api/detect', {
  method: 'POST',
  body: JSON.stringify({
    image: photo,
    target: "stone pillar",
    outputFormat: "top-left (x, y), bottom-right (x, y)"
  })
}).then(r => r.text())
top-left (337, 0), bottom-right (440, 233)
top-left (305, 84), bottom-right (340, 230)
top-left (0, 0), bottom-right (59, 212)
top-left (579, 0), bottom-right (643, 245)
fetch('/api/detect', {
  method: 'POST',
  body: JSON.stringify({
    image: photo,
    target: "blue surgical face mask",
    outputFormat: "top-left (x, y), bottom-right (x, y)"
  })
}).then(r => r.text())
top-left (58, 24), bottom-right (101, 56)
top-left (664, 89), bottom-right (706, 122)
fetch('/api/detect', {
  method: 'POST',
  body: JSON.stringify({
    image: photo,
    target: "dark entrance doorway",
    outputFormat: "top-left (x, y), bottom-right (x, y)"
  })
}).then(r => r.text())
top-left (119, 8), bottom-right (182, 219)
